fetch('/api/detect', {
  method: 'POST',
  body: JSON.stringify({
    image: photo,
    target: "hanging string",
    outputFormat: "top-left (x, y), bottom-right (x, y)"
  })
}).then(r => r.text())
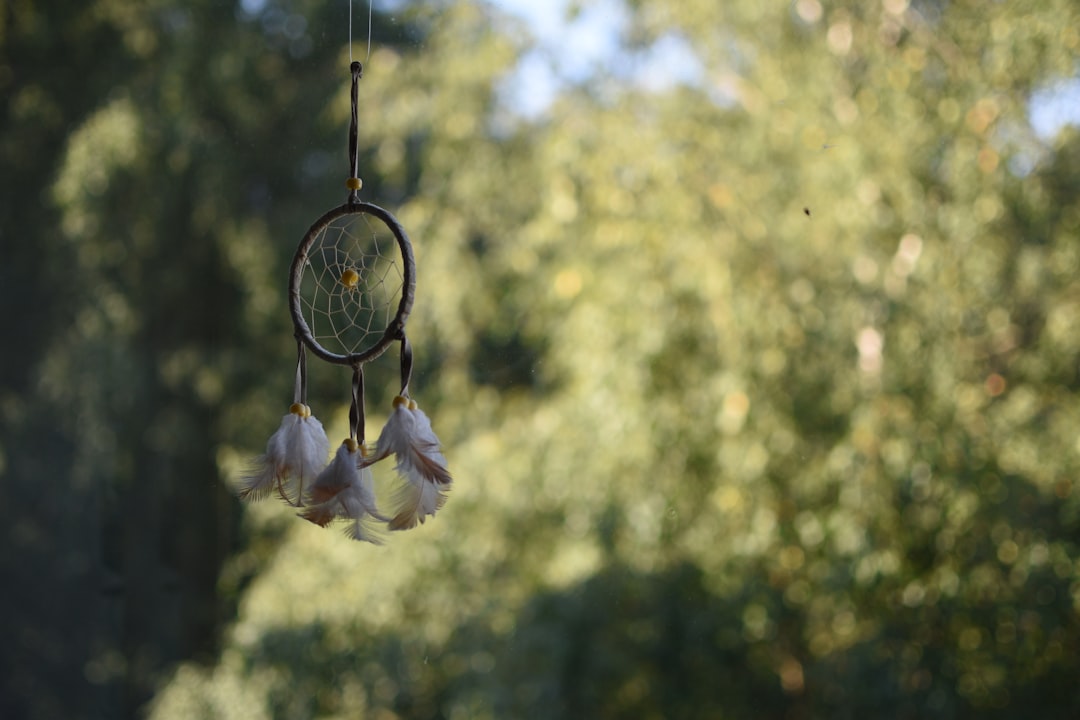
top-left (349, 364), bottom-right (366, 443)
top-left (366, 0), bottom-right (373, 61)
top-left (348, 0), bottom-right (374, 63)
top-left (293, 337), bottom-right (308, 405)
top-left (345, 0), bottom-right (372, 203)
top-left (399, 335), bottom-right (413, 398)
top-left (346, 60), bottom-right (363, 203)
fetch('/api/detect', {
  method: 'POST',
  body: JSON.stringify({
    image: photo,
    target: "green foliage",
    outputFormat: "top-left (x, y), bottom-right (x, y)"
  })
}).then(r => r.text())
top-left (4, 0), bottom-right (1080, 717)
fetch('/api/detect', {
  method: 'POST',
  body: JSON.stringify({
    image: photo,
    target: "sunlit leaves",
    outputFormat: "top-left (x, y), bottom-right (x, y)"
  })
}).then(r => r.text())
top-left (124, 0), bottom-right (1080, 717)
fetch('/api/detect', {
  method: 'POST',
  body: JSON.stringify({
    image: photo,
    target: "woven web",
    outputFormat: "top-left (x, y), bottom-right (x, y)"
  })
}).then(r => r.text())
top-left (298, 213), bottom-right (404, 357)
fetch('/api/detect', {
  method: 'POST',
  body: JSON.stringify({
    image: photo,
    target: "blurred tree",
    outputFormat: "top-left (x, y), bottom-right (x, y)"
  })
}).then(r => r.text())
top-left (5, 0), bottom-right (1080, 718)
top-left (1, 0), bottom-right (418, 717)
top-left (149, 0), bottom-right (1080, 716)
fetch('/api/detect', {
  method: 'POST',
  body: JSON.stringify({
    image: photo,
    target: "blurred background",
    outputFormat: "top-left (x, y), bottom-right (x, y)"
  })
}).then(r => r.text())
top-left (3, 0), bottom-right (1080, 718)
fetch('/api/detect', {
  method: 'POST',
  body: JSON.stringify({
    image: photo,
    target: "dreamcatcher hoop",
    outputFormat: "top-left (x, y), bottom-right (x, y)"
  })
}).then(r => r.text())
top-left (288, 201), bottom-right (416, 365)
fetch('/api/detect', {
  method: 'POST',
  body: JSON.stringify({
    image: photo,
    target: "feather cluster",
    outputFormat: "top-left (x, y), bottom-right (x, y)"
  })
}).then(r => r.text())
top-left (369, 396), bottom-right (453, 530)
top-left (238, 396), bottom-right (452, 543)
top-left (300, 439), bottom-right (388, 545)
top-left (238, 403), bottom-right (329, 505)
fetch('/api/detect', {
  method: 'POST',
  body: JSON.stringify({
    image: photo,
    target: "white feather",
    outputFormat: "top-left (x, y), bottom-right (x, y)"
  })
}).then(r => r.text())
top-left (373, 403), bottom-right (416, 459)
top-left (335, 465), bottom-right (387, 522)
top-left (387, 471), bottom-right (448, 530)
top-left (287, 411), bottom-right (330, 503)
top-left (301, 442), bottom-right (387, 544)
top-left (371, 397), bottom-right (452, 530)
top-left (338, 467), bottom-right (388, 544)
top-left (409, 406), bottom-right (450, 471)
top-left (238, 405), bottom-right (330, 504)
top-left (238, 411), bottom-right (301, 501)
top-left (305, 442), bottom-right (358, 508)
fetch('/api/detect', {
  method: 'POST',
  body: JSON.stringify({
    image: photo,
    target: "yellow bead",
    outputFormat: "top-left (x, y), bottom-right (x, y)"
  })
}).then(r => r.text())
top-left (407, 399), bottom-right (418, 410)
top-left (346, 177), bottom-right (363, 190)
top-left (340, 268), bottom-right (360, 288)
top-left (289, 403), bottom-right (305, 416)
top-left (392, 395), bottom-right (409, 408)
top-left (344, 438), bottom-right (359, 452)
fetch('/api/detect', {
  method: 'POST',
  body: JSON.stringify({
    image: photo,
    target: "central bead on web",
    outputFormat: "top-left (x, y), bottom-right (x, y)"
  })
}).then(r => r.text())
top-left (340, 267), bottom-right (360, 289)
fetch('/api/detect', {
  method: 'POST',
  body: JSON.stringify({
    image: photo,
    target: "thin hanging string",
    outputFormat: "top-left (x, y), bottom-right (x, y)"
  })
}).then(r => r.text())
top-left (293, 338), bottom-right (308, 405)
top-left (399, 335), bottom-right (413, 398)
top-left (348, 0), bottom-right (373, 63)
top-left (347, 60), bottom-right (362, 203)
top-left (349, 364), bottom-right (366, 443)
top-left (366, 0), bottom-right (373, 60)
top-left (345, 0), bottom-right (371, 203)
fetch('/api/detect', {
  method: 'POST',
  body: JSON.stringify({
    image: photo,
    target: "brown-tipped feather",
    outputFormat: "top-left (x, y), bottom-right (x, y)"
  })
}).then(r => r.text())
top-left (388, 513), bottom-right (420, 531)
top-left (388, 480), bottom-right (449, 531)
top-left (389, 503), bottom-right (426, 531)
top-left (307, 483), bottom-right (346, 506)
top-left (298, 503), bottom-right (336, 527)
top-left (275, 476), bottom-right (301, 506)
top-left (412, 450), bottom-right (453, 485)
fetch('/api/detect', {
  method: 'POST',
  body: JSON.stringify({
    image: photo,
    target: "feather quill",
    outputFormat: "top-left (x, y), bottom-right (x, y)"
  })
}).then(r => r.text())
top-left (371, 397), bottom-right (453, 530)
top-left (238, 404), bottom-right (329, 504)
top-left (301, 439), bottom-right (387, 544)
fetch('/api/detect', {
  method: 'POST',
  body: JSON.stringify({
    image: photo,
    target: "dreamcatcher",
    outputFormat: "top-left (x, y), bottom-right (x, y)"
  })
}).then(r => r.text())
top-left (239, 60), bottom-right (452, 544)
